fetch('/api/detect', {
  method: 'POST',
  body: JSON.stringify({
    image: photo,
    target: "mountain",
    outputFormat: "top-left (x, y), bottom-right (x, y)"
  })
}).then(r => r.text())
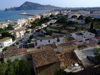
top-left (5, 1), bottom-right (60, 11)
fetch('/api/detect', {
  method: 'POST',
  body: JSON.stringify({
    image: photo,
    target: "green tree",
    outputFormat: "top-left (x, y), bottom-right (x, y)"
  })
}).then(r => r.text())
top-left (78, 15), bottom-right (84, 20)
top-left (90, 22), bottom-right (94, 30)
top-left (6, 24), bottom-right (13, 30)
top-left (94, 48), bottom-right (100, 63)
top-left (13, 58), bottom-right (20, 75)
top-left (0, 28), bottom-right (4, 32)
top-left (0, 61), bottom-right (7, 75)
top-left (85, 16), bottom-right (92, 24)
top-left (6, 59), bottom-right (15, 75)
top-left (19, 58), bottom-right (31, 75)
top-left (28, 39), bottom-right (32, 43)
top-left (71, 15), bottom-right (77, 18)
top-left (54, 69), bottom-right (77, 75)
top-left (68, 21), bottom-right (76, 25)
top-left (57, 16), bottom-right (67, 23)
top-left (2, 47), bottom-right (8, 51)
top-left (54, 69), bottom-right (67, 75)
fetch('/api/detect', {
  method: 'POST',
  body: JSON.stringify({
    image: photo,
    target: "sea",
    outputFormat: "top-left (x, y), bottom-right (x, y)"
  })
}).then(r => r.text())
top-left (0, 10), bottom-right (51, 22)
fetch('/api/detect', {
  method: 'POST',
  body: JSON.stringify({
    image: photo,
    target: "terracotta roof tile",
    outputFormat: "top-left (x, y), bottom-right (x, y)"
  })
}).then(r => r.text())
top-left (32, 49), bottom-right (60, 68)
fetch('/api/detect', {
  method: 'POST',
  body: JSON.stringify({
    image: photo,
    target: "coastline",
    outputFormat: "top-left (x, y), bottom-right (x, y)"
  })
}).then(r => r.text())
top-left (0, 10), bottom-right (51, 22)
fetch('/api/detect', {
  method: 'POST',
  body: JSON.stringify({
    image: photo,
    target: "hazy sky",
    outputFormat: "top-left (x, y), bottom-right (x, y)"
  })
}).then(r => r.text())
top-left (0, 0), bottom-right (100, 10)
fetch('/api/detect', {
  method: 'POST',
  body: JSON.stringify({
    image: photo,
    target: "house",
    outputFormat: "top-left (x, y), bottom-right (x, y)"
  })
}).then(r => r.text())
top-left (3, 46), bottom-right (26, 62)
top-left (78, 10), bottom-right (90, 15)
top-left (0, 37), bottom-right (13, 48)
top-left (57, 51), bottom-right (78, 68)
top-left (32, 49), bottom-right (60, 75)
top-left (13, 25), bottom-right (20, 30)
top-left (71, 13), bottom-right (80, 18)
top-left (71, 31), bottom-right (95, 42)
top-left (27, 17), bottom-right (35, 23)
top-left (37, 44), bottom-right (57, 52)
top-left (68, 18), bottom-right (85, 24)
top-left (57, 43), bottom-right (76, 53)
top-left (35, 26), bottom-right (42, 30)
top-left (14, 28), bottom-right (25, 39)
top-left (77, 20), bottom-right (85, 24)
top-left (64, 37), bottom-right (75, 43)
top-left (41, 24), bottom-right (47, 28)
top-left (0, 22), bottom-right (9, 29)
top-left (51, 11), bottom-right (59, 15)
top-left (36, 35), bottom-right (64, 46)
top-left (8, 18), bottom-right (28, 27)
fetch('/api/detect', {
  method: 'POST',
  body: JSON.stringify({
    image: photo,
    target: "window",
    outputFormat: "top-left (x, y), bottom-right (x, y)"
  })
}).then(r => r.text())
top-left (35, 42), bottom-right (37, 46)
top-left (40, 39), bottom-right (42, 42)
top-left (57, 38), bottom-right (60, 42)
top-left (48, 40), bottom-right (50, 43)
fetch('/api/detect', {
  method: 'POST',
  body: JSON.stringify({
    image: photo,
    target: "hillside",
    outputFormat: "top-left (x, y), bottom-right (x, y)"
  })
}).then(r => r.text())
top-left (5, 1), bottom-right (60, 11)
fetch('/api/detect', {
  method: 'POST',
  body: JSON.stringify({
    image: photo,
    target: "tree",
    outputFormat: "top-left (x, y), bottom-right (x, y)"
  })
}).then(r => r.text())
top-left (57, 16), bottom-right (67, 23)
top-left (71, 15), bottom-right (77, 18)
top-left (78, 15), bottom-right (84, 20)
top-left (68, 21), bottom-right (76, 25)
top-left (90, 22), bottom-right (94, 30)
top-left (85, 16), bottom-right (92, 24)
top-left (94, 48), bottom-right (100, 63)
top-left (13, 58), bottom-right (20, 75)
top-left (2, 47), bottom-right (8, 51)
top-left (19, 58), bottom-right (31, 75)
top-left (54, 69), bottom-right (77, 75)
top-left (28, 39), bottom-right (32, 43)
top-left (0, 58), bottom-right (31, 75)
top-left (6, 59), bottom-right (15, 75)
top-left (88, 29), bottom-right (97, 34)
top-left (54, 69), bottom-right (67, 75)
top-left (0, 28), bottom-right (4, 32)
top-left (30, 35), bottom-right (34, 39)
top-left (6, 24), bottom-right (13, 30)
top-left (0, 61), bottom-right (7, 75)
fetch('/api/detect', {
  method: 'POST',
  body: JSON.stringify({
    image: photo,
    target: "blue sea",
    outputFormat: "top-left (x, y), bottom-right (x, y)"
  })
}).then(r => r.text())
top-left (0, 10), bottom-right (51, 22)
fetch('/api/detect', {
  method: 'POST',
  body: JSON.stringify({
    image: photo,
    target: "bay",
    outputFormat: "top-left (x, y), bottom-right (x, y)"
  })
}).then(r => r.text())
top-left (0, 10), bottom-right (51, 22)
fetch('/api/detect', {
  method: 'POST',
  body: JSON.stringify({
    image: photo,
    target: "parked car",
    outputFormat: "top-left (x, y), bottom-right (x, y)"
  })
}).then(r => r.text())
top-left (87, 56), bottom-right (98, 65)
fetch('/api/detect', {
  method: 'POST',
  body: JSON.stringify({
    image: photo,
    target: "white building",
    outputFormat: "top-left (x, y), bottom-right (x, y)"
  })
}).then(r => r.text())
top-left (77, 20), bottom-right (85, 24)
top-left (0, 22), bottom-right (9, 29)
top-left (14, 28), bottom-right (26, 39)
top-left (41, 24), bottom-right (47, 28)
top-left (78, 10), bottom-right (90, 15)
top-left (71, 31), bottom-right (95, 42)
top-left (8, 18), bottom-right (28, 27)
top-left (36, 35), bottom-right (64, 46)
top-left (68, 18), bottom-right (85, 24)
top-left (51, 11), bottom-right (59, 15)
top-left (0, 37), bottom-right (13, 48)
top-left (67, 10), bottom-right (72, 19)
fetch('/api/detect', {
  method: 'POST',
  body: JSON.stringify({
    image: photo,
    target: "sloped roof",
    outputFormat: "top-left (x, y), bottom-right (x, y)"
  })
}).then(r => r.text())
top-left (32, 49), bottom-right (59, 68)
top-left (58, 51), bottom-right (78, 67)
top-left (3, 46), bottom-right (26, 58)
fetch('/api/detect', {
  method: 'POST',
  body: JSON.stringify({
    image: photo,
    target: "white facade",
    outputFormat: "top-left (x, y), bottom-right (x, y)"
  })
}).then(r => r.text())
top-left (37, 37), bottom-right (64, 46)
top-left (0, 22), bottom-right (9, 29)
top-left (78, 10), bottom-right (90, 15)
top-left (68, 19), bottom-right (85, 24)
top-left (67, 10), bottom-right (72, 19)
top-left (77, 20), bottom-right (85, 24)
top-left (0, 37), bottom-right (12, 47)
top-left (8, 19), bottom-right (27, 27)
top-left (41, 24), bottom-right (47, 28)
top-left (71, 31), bottom-right (95, 41)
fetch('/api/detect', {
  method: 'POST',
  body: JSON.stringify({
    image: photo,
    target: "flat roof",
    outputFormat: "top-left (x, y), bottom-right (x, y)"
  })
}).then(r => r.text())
top-left (0, 37), bottom-right (11, 42)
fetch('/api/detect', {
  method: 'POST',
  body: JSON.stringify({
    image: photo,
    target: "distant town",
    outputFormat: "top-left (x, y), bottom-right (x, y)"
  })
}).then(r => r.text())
top-left (0, 9), bottom-right (100, 75)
